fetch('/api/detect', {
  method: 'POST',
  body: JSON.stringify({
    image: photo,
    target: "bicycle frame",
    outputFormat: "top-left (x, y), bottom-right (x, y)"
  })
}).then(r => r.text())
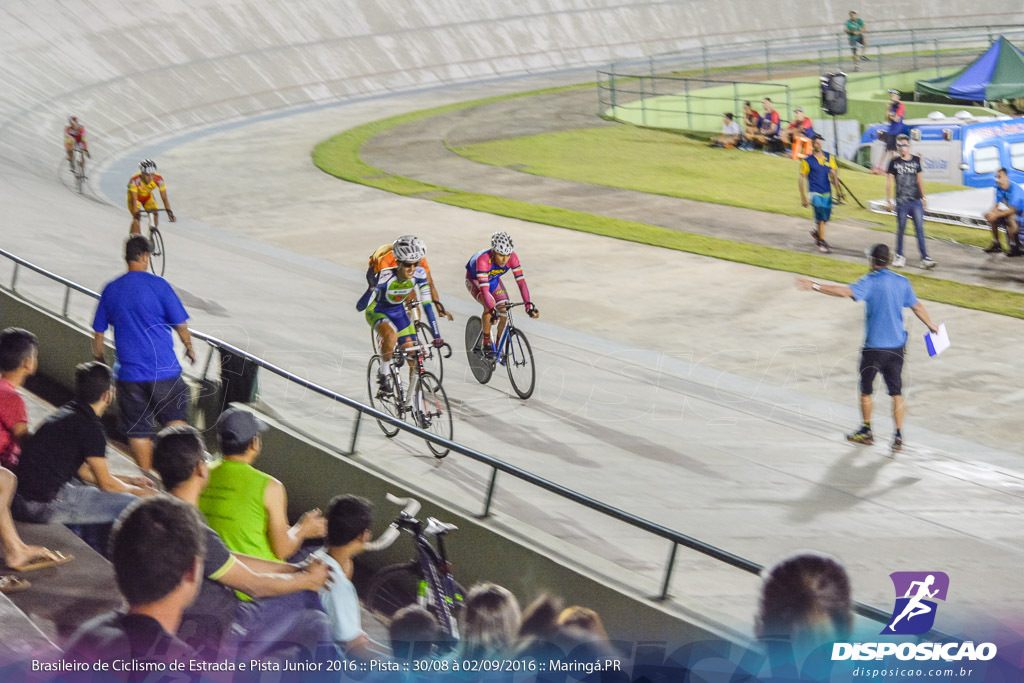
top-left (409, 523), bottom-right (460, 639)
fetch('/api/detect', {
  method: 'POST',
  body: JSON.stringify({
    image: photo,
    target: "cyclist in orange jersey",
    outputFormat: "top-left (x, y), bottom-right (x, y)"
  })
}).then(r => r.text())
top-left (127, 159), bottom-right (176, 235)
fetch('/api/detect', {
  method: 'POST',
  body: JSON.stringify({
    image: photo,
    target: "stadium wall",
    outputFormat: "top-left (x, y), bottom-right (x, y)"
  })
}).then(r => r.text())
top-left (2, 0), bottom-right (1023, 179)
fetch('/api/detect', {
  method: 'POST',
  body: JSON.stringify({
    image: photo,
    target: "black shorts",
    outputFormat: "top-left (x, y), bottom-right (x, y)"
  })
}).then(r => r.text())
top-left (859, 347), bottom-right (904, 396)
top-left (884, 132), bottom-right (899, 152)
top-left (117, 375), bottom-right (189, 438)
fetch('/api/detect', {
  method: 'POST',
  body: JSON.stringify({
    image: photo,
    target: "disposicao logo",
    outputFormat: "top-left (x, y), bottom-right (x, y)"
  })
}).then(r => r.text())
top-left (883, 571), bottom-right (949, 635)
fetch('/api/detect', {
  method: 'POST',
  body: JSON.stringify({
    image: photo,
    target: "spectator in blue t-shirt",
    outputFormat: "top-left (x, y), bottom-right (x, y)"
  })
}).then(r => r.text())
top-left (797, 244), bottom-right (939, 452)
top-left (983, 167), bottom-right (1024, 256)
top-left (92, 236), bottom-right (196, 473)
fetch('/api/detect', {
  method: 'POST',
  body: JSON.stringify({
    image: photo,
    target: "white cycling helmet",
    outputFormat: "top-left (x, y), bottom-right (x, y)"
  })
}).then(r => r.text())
top-left (490, 231), bottom-right (514, 256)
top-left (68, 115), bottom-right (79, 126)
top-left (139, 159), bottom-right (157, 173)
top-left (393, 235), bottom-right (426, 262)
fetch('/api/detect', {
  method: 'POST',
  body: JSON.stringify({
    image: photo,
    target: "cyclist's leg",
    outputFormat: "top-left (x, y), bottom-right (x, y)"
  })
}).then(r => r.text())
top-left (491, 281), bottom-right (511, 344)
top-left (128, 193), bottom-right (142, 234)
top-left (147, 199), bottom-right (160, 228)
top-left (65, 144), bottom-right (74, 168)
top-left (466, 277), bottom-right (493, 341)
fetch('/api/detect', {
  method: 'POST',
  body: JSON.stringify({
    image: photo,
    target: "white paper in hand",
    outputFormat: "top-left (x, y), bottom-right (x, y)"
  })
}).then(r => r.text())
top-left (924, 323), bottom-right (950, 357)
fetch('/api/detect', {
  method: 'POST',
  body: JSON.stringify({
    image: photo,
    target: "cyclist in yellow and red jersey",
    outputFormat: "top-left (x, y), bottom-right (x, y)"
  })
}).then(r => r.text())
top-left (466, 231), bottom-right (538, 358)
top-left (64, 116), bottom-right (90, 172)
top-left (127, 159), bottom-right (176, 235)
top-left (356, 238), bottom-right (453, 321)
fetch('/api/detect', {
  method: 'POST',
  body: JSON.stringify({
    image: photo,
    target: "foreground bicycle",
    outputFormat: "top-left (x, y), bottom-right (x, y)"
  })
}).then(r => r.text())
top-left (370, 299), bottom-right (444, 383)
top-left (366, 494), bottom-right (464, 642)
top-left (464, 302), bottom-right (536, 399)
top-left (134, 209), bottom-right (167, 277)
top-left (366, 340), bottom-right (453, 458)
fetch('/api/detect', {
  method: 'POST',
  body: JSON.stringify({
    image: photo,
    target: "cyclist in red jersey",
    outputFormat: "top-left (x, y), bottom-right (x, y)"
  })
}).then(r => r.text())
top-left (64, 116), bottom-right (90, 172)
top-left (465, 232), bottom-right (538, 358)
top-left (128, 159), bottom-right (176, 235)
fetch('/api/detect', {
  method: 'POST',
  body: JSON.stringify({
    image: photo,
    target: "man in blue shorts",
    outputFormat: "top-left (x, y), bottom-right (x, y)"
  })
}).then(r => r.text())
top-left (92, 236), bottom-right (195, 473)
top-left (983, 167), bottom-right (1024, 256)
top-left (799, 134), bottom-right (839, 253)
top-left (797, 244), bottom-right (939, 452)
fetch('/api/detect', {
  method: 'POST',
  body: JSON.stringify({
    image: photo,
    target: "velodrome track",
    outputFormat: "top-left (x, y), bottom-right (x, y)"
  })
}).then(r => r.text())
top-left (4, 0), bottom-right (1024, 642)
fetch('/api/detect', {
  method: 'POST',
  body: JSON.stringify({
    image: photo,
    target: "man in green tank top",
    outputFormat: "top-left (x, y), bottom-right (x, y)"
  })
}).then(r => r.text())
top-left (199, 408), bottom-right (326, 562)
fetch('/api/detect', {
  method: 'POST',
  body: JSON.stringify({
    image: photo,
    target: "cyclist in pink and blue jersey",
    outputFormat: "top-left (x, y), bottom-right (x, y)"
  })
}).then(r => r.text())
top-left (465, 232), bottom-right (538, 358)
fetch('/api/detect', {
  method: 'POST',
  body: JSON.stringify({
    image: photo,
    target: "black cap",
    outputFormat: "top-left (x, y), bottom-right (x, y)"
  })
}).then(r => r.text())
top-left (217, 407), bottom-right (268, 445)
top-left (865, 243), bottom-right (891, 266)
top-left (813, 133), bottom-right (825, 141)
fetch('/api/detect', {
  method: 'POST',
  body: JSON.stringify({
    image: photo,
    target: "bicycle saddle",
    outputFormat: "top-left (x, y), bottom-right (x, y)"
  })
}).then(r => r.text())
top-left (424, 517), bottom-right (458, 535)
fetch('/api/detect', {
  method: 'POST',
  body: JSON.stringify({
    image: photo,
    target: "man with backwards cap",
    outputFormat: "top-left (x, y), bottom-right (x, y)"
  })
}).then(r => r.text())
top-left (797, 244), bottom-right (939, 452)
top-left (799, 133), bottom-right (839, 253)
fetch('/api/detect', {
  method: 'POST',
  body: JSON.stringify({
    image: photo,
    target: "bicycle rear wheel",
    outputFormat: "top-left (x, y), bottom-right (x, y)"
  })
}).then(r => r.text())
top-left (505, 328), bottom-right (536, 399)
top-left (464, 316), bottom-right (493, 384)
top-left (366, 355), bottom-right (401, 437)
top-left (366, 563), bottom-right (466, 631)
top-left (414, 372), bottom-right (452, 458)
top-left (148, 227), bottom-right (166, 277)
top-left (415, 321), bottom-right (443, 384)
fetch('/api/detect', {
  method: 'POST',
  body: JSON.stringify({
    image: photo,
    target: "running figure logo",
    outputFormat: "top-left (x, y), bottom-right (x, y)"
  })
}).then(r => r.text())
top-left (883, 571), bottom-right (949, 635)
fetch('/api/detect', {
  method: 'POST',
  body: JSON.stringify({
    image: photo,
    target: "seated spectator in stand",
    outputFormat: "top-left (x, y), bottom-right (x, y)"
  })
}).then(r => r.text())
top-left (749, 98), bottom-right (781, 149)
top-left (710, 113), bottom-right (742, 148)
top-left (557, 606), bottom-right (610, 643)
top-left (65, 497), bottom-right (202, 671)
top-left (518, 594), bottom-right (562, 644)
top-left (198, 407), bottom-right (325, 562)
top-left (152, 425), bottom-right (333, 661)
top-left (389, 605), bottom-right (441, 662)
top-left (314, 494), bottom-right (373, 659)
top-left (756, 552), bottom-right (853, 660)
top-left (13, 362), bottom-right (157, 539)
top-left (0, 327), bottom-right (37, 470)
top-left (742, 101), bottom-right (761, 140)
top-left (983, 167), bottom-right (1024, 256)
top-left (460, 583), bottom-right (521, 660)
top-left (781, 107), bottom-right (815, 145)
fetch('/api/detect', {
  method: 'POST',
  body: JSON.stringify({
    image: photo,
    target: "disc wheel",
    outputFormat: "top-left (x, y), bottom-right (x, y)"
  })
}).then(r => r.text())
top-left (415, 321), bottom-right (444, 384)
top-left (505, 328), bottom-right (536, 399)
top-left (148, 227), bottom-right (166, 277)
top-left (366, 355), bottom-right (401, 437)
top-left (414, 372), bottom-right (452, 458)
top-left (464, 316), bottom-right (493, 384)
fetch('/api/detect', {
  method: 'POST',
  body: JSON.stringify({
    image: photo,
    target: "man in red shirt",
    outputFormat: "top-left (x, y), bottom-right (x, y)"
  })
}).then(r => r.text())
top-left (0, 328), bottom-right (37, 470)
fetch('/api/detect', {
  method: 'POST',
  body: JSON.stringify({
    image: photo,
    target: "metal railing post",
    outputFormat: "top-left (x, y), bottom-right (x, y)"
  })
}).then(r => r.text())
top-left (684, 79), bottom-right (692, 130)
top-left (61, 287), bottom-right (71, 319)
top-left (877, 44), bottom-right (884, 87)
top-left (609, 68), bottom-right (617, 111)
top-left (733, 82), bottom-right (739, 123)
top-left (701, 45), bottom-right (709, 79)
top-left (765, 40), bottom-right (772, 79)
top-left (911, 30), bottom-right (919, 70)
top-left (837, 37), bottom-right (843, 70)
top-left (658, 542), bottom-right (678, 601)
top-left (649, 56), bottom-right (655, 80)
top-left (934, 39), bottom-right (941, 77)
top-left (481, 468), bottom-right (499, 518)
top-left (347, 410), bottom-right (362, 454)
top-left (10, 263), bottom-right (18, 292)
top-left (639, 77), bottom-right (647, 127)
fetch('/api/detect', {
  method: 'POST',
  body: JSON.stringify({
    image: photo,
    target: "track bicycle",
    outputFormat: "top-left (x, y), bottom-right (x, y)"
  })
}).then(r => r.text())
top-left (464, 301), bottom-right (536, 399)
top-left (369, 299), bottom-right (444, 383)
top-left (70, 146), bottom-right (87, 194)
top-left (134, 208), bottom-right (167, 277)
top-left (366, 339), bottom-right (453, 458)
top-left (365, 494), bottom-right (464, 642)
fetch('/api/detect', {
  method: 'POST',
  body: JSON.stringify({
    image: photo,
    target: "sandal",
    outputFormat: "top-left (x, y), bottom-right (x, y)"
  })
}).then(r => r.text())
top-left (0, 575), bottom-right (31, 594)
top-left (8, 551), bottom-right (74, 573)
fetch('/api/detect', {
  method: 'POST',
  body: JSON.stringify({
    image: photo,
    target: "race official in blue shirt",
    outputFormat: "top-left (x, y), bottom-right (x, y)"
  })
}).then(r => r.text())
top-left (92, 235), bottom-right (194, 473)
top-left (983, 167), bottom-right (1024, 256)
top-left (797, 244), bottom-right (939, 452)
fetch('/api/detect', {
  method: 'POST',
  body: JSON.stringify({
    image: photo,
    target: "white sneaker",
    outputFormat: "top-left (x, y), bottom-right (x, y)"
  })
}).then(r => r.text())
top-left (892, 254), bottom-right (906, 268)
top-left (921, 258), bottom-right (937, 269)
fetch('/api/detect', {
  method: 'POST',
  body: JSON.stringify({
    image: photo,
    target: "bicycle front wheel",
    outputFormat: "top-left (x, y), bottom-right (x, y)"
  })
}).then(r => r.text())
top-left (148, 227), bottom-right (166, 277)
top-left (415, 321), bottom-right (443, 384)
top-left (414, 372), bottom-right (452, 458)
top-left (464, 316), bottom-right (493, 384)
top-left (505, 328), bottom-right (536, 399)
top-left (366, 355), bottom-right (401, 437)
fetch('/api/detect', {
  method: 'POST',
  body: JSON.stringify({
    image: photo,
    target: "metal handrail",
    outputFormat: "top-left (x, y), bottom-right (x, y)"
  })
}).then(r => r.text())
top-left (0, 247), bottom-right (910, 631)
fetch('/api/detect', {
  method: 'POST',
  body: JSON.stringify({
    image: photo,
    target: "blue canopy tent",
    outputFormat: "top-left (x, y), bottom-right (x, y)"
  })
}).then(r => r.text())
top-left (916, 36), bottom-right (1024, 101)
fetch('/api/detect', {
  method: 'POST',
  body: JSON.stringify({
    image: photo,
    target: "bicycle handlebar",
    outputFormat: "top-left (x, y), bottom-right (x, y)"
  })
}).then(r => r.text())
top-left (364, 494), bottom-right (421, 552)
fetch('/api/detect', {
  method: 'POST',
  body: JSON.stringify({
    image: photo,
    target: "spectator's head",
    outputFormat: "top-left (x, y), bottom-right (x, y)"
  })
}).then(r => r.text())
top-left (124, 235), bottom-right (151, 267)
top-left (325, 494), bottom-right (373, 550)
top-left (794, 106), bottom-right (804, 120)
top-left (0, 327), bottom-right (37, 378)
top-left (888, 88), bottom-right (901, 102)
top-left (744, 101), bottom-right (753, 111)
top-left (896, 133), bottom-right (911, 155)
top-left (866, 243), bottom-right (891, 270)
top-left (110, 496), bottom-right (205, 611)
top-left (557, 606), bottom-right (610, 642)
top-left (217, 407), bottom-right (268, 458)
top-left (462, 583), bottom-right (521, 659)
top-left (762, 97), bottom-right (773, 111)
top-left (812, 132), bottom-right (825, 152)
top-left (756, 553), bottom-right (852, 647)
top-left (997, 167), bottom-right (1010, 189)
top-left (850, 10), bottom-right (857, 18)
top-left (74, 361), bottom-right (113, 409)
top-left (389, 605), bottom-right (442, 661)
top-left (153, 424), bottom-right (209, 494)
top-left (724, 113), bottom-right (734, 122)
top-left (518, 594), bottom-right (562, 642)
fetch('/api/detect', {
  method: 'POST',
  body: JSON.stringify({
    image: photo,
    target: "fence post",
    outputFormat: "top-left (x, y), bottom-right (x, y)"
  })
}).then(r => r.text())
top-left (934, 39), bottom-right (941, 77)
top-left (481, 468), bottom-right (499, 518)
top-left (701, 45), bottom-right (709, 79)
top-left (639, 77), bottom-right (647, 127)
top-left (649, 56), bottom-right (655, 80)
top-left (877, 44), bottom-right (883, 88)
top-left (765, 40), bottom-right (772, 79)
top-left (911, 30), bottom-right (919, 70)
top-left (684, 79), bottom-right (692, 130)
top-left (609, 68), bottom-right (617, 111)
top-left (658, 542), bottom-right (678, 601)
top-left (733, 82), bottom-right (740, 123)
top-left (837, 36), bottom-right (843, 70)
